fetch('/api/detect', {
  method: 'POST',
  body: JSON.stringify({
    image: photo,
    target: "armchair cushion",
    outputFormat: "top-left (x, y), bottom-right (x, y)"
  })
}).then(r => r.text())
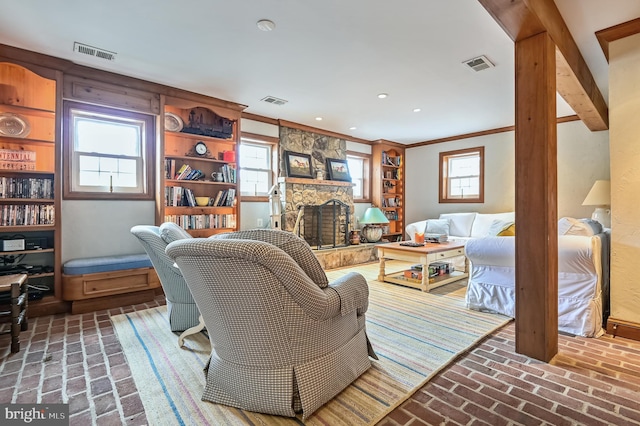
top-left (160, 222), bottom-right (193, 244)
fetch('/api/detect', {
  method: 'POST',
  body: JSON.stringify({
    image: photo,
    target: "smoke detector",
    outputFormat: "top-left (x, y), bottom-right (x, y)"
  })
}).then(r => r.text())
top-left (73, 42), bottom-right (117, 61)
top-left (260, 96), bottom-right (288, 106)
top-left (462, 55), bottom-right (494, 72)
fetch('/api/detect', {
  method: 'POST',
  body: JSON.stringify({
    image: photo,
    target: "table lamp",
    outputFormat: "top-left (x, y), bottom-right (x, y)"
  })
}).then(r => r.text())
top-left (582, 180), bottom-right (611, 228)
top-left (360, 207), bottom-right (390, 243)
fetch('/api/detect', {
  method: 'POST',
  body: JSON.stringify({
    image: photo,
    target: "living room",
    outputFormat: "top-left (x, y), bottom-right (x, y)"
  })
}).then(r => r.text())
top-left (1, 1), bottom-right (640, 425)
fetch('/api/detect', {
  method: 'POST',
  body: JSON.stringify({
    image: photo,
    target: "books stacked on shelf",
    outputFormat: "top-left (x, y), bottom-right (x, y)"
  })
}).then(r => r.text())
top-left (0, 177), bottom-right (54, 199)
top-left (402, 262), bottom-right (454, 282)
top-left (166, 186), bottom-right (202, 207)
top-left (164, 214), bottom-right (237, 230)
top-left (381, 151), bottom-right (402, 167)
top-left (170, 162), bottom-right (205, 180)
top-left (220, 164), bottom-right (236, 183)
top-left (383, 197), bottom-right (398, 207)
top-left (1, 205), bottom-right (55, 226)
top-left (212, 188), bottom-right (236, 207)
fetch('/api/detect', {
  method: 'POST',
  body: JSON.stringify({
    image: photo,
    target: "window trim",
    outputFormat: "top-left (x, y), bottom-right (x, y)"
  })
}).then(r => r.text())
top-left (239, 132), bottom-right (278, 202)
top-left (439, 146), bottom-right (484, 204)
top-left (62, 101), bottom-right (155, 200)
top-left (346, 150), bottom-right (371, 203)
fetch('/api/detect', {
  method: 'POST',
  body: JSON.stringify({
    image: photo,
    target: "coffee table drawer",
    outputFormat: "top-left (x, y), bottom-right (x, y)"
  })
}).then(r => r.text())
top-left (434, 247), bottom-right (465, 261)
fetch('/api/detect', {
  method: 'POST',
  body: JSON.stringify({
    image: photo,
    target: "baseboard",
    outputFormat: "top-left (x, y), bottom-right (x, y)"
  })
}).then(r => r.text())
top-left (606, 317), bottom-right (640, 341)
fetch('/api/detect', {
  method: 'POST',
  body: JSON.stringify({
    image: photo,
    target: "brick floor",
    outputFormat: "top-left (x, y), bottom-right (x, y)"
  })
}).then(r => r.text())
top-left (1, 296), bottom-right (640, 425)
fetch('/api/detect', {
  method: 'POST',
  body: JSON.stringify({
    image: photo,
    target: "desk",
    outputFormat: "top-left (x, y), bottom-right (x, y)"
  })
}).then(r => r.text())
top-left (377, 241), bottom-right (468, 292)
top-left (0, 274), bottom-right (28, 353)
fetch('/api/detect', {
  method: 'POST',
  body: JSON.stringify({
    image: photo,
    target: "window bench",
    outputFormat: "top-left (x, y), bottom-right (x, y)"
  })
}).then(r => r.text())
top-left (62, 254), bottom-right (160, 314)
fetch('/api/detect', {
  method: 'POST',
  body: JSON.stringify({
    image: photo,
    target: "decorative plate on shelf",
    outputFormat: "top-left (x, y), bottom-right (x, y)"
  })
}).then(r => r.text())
top-left (164, 112), bottom-right (184, 132)
top-left (0, 113), bottom-right (31, 138)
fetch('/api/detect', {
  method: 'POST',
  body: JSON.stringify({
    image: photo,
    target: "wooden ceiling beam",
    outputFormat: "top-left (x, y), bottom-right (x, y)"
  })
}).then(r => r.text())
top-left (478, 0), bottom-right (608, 131)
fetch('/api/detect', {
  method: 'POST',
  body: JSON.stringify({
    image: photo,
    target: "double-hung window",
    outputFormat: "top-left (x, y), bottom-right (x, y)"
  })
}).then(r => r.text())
top-left (239, 134), bottom-right (277, 199)
top-left (63, 101), bottom-right (155, 199)
top-left (439, 146), bottom-right (484, 203)
top-left (346, 151), bottom-right (371, 202)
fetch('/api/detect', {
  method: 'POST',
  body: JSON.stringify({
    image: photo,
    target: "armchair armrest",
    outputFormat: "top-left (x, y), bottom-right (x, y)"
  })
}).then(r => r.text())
top-left (329, 272), bottom-right (369, 316)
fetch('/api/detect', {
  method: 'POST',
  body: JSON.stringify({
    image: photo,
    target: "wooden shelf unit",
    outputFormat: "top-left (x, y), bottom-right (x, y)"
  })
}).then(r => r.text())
top-left (158, 96), bottom-right (243, 236)
top-left (0, 61), bottom-right (66, 316)
top-left (372, 141), bottom-right (405, 242)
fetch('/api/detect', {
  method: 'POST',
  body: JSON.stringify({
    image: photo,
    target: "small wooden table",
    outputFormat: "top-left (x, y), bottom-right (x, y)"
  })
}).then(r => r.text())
top-left (0, 274), bottom-right (28, 353)
top-left (377, 241), bottom-right (468, 292)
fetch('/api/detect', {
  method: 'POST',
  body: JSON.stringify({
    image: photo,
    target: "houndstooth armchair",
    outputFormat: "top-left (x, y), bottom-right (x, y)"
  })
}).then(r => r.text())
top-left (131, 223), bottom-right (201, 338)
top-left (166, 230), bottom-right (376, 419)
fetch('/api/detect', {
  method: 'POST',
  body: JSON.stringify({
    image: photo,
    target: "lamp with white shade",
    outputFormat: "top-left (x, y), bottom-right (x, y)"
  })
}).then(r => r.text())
top-left (582, 180), bottom-right (611, 228)
top-left (360, 207), bottom-right (390, 243)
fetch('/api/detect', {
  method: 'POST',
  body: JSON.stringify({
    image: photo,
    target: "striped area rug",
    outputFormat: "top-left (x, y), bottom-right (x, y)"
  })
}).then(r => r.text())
top-left (111, 261), bottom-right (511, 425)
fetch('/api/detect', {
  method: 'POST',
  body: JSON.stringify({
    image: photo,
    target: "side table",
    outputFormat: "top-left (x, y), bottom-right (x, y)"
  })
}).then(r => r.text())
top-left (0, 274), bottom-right (29, 353)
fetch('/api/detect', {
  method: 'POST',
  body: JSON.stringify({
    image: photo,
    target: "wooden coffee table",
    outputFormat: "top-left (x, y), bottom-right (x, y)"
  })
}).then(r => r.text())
top-left (377, 241), bottom-right (468, 292)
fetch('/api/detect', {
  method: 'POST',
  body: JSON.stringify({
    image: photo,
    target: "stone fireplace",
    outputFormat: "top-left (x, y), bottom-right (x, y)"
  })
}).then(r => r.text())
top-left (300, 199), bottom-right (350, 249)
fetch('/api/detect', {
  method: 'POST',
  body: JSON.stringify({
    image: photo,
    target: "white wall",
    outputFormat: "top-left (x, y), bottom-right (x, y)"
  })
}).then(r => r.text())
top-left (404, 120), bottom-right (609, 227)
top-left (62, 200), bottom-right (155, 262)
top-left (609, 33), bottom-right (640, 325)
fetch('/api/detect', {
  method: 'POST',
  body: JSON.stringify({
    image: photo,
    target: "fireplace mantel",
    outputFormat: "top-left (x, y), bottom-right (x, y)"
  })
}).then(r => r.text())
top-left (278, 177), bottom-right (355, 187)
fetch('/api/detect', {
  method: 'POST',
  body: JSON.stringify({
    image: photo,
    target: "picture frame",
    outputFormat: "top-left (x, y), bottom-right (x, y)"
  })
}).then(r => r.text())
top-left (284, 151), bottom-right (313, 178)
top-left (326, 158), bottom-right (351, 182)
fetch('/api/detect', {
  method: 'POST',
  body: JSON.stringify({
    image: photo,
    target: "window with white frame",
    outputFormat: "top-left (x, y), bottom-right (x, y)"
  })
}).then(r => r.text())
top-left (63, 101), bottom-right (154, 199)
top-left (239, 137), bottom-right (275, 197)
top-left (347, 151), bottom-right (370, 201)
top-left (439, 146), bottom-right (484, 203)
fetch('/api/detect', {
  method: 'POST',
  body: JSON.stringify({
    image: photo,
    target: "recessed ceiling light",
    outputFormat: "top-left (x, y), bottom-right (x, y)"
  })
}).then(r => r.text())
top-left (413, 108), bottom-right (421, 113)
top-left (349, 126), bottom-right (357, 130)
top-left (256, 19), bottom-right (276, 31)
top-left (377, 93), bottom-right (388, 99)
top-left (315, 117), bottom-right (323, 121)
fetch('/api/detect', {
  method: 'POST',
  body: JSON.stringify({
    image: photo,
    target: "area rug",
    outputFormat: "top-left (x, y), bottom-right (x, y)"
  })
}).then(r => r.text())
top-left (112, 261), bottom-right (511, 425)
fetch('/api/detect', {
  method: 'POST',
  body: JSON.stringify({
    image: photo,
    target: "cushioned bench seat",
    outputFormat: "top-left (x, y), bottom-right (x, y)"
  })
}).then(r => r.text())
top-left (62, 253), bottom-right (160, 314)
top-left (63, 254), bottom-right (152, 275)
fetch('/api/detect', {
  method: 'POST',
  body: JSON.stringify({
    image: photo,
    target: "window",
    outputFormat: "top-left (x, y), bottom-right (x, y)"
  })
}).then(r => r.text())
top-left (439, 146), bottom-right (484, 203)
top-left (63, 101), bottom-right (155, 199)
top-left (347, 151), bottom-right (371, 201)
top-left (239, 134), bottom-right (277, 199)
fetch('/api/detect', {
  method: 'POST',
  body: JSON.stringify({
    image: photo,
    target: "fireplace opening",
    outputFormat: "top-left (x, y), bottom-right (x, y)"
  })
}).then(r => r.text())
top-left (298, 199), bottom-right (350, 249)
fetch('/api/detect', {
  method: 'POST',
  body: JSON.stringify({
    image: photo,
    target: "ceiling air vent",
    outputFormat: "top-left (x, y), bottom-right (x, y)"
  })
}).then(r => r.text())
top-left (260, 96), bottom-right (288, 106)
top-left (463, 55), bottom-right (494, 72)
top-left (73, 42), bottom-right (117, 62)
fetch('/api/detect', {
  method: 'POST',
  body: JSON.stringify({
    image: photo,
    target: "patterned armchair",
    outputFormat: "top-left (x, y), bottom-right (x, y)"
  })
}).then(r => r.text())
top-left (131, 223), bottom-right (202, 343)
top-left (166, 230), bottom-right (376, 419)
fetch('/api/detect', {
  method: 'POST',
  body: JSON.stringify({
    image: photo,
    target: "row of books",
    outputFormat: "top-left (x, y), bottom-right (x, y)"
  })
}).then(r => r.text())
top-left (173, 164), bottom-right (206, 181)
top-left (218, 164), bottom-right (236, 183)
top-left (165, 187), bottom-right (236, 207)
top-left (382, 197), bottom-right (400, 207)
top-left (0, 204), bottom-right (55, 226)
top-left (164, 214), bottom-right (237, 230)
top-left (0, 177), bottom-right (54, 199)
top-left (212, 188), bottom-right (235, 207)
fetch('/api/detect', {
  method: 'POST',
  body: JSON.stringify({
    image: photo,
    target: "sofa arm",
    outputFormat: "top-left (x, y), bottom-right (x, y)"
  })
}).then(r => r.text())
top-left (465, 236), bottom-right (515, 267)
top-left (329, 272), bottom-right (369, 316)
top-left (405, 220), bottom-right (427, 240)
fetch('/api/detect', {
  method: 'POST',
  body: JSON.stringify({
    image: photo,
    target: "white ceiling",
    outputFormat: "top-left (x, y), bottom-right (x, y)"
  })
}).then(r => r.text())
top-left (1, 0), bottom-right (638, 144)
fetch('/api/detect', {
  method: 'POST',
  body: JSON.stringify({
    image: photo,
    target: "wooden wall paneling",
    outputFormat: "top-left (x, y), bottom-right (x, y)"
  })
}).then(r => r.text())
top-left (514, 32), bottom-right (558, 361)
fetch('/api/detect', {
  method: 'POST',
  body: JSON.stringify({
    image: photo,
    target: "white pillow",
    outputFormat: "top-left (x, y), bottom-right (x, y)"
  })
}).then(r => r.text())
top-left (558, 217), bottom-right (599, 236)
top-left (487, 219), bottom-right (515, 236)
top-left (424, 219), bottom-right (450, 236)
top-left (439, 213), bottom-right (476, 237)
top-left (471, 212), bottom-right (516, 237)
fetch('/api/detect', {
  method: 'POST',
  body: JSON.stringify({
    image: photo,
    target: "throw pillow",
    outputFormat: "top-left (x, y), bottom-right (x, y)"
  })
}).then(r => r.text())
top-left (424, 219), bottom-right (450, 236)
top-left (487, 219), bottom-right (515, 236)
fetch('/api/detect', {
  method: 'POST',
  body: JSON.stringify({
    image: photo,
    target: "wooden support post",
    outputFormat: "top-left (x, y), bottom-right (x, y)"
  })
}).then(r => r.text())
top-left (514, 32), bottom-right (558, 361)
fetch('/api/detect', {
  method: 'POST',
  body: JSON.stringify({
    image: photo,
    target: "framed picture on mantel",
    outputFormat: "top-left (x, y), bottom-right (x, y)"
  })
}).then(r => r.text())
top-left (284, 151), bottom-right (313, 178)
top-left (326, 158), bottom-right (351, 182)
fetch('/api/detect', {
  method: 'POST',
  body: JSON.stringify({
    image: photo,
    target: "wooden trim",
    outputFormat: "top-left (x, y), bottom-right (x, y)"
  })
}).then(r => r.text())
top-left (438, 146), bottom-right (485, 204)
top-left (347, 150), bottom-right (372, 201)
top-left (240, 196), bottom-right (269, 202)
top-left (278, 120), bottom-right (372, 145)
top-left (596, 18), bottom-right (640, 62)
top-left (371, 139), bottom-right (405, 148)
top-left (407, 115), bottom-right (580, 148)
top-left (514, 32), bottom-right (558, 362)
top-left (277, 177), bottom-right (355, 187)
top-left (241, 132), bottom-right (279, 144)
top-left (478, 0), bottom-right (608, 131)
top-left (241, 112), bottom-right (279, 125)
top-left (606, 317), bottom-right (640, 342)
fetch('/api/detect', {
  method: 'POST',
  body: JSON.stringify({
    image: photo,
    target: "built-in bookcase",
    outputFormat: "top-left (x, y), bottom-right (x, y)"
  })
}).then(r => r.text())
top-left (372, 141), bottom-right (405, 242)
